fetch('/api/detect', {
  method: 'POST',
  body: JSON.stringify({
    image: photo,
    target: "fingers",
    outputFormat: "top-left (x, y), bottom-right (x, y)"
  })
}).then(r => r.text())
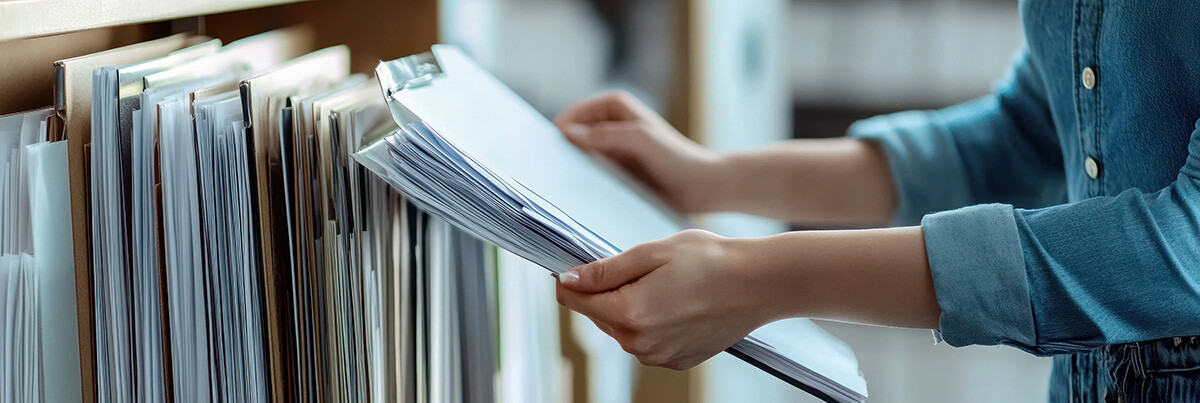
top-left (557, 282), bottom-right (707, 371)
top-left (555, 282), bottom-right (622, 324)
top-left (558, 243), bottom-right (668, 294)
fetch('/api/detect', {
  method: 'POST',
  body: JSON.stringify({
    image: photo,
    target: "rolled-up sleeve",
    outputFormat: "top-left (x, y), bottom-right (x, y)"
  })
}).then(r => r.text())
top-left (923, 124), bottom-right (1200, 355)
top-left (921, 204), bottom-right (1037, 349)
top-left (842, 47), bottom-right (1200, 354)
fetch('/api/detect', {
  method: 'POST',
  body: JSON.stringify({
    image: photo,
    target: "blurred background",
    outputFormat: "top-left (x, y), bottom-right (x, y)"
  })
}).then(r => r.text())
top-left (0, 0), bottom-right (1050, 401)
top-left (441, 0), bottom-right (1051, 402)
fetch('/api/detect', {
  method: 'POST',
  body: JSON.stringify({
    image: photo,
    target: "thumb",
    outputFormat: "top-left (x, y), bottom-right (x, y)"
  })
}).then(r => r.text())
top-left (562, 122), bottom-right (646, 155)
top-left (562, 123), bottom-right (597, 150)
top-left (558, 244), bottom-right (667, 293)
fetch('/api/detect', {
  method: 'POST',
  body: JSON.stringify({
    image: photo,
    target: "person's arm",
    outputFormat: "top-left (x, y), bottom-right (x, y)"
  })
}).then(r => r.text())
top-left (554, 49), bottom-right (1062, 229)
top-left (711, 138), bottom-right (898, 227)
top-left (702, 46), bottom-right (1069, 228)
top-left (561, 122), bottom-right (1200, 364)
top-left (555, 226), bottom-right (937, 370)
top-left (552, 92), bottom-right (898, 227)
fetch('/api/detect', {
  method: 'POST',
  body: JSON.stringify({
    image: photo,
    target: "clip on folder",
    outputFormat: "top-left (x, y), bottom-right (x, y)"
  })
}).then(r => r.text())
top-left (354, 45), bottom-right (869, 403)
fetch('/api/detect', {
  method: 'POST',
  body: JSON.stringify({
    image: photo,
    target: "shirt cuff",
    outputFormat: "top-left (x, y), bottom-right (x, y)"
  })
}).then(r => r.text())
top-left (921, 203), bottom-right (1038, 349)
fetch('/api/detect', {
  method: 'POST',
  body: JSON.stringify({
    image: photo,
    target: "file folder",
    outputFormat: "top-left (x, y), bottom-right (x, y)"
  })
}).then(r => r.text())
top-left (26, 140), bottom-right (82, 403)
top-left (355, 45), bottom-right (869, 403)
top-left (238, 45), bottom-right (350, 401)
top-left (52, 33), bottom-right (196, 402)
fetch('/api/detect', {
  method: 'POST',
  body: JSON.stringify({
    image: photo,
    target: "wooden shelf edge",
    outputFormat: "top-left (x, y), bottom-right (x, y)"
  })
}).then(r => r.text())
top-left (0, 0), bottom-right (311, 42)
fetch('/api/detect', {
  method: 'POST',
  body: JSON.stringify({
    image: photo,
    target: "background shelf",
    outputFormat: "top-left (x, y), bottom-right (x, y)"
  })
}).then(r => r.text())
top-left (0, 0), bottom-right (309, 41)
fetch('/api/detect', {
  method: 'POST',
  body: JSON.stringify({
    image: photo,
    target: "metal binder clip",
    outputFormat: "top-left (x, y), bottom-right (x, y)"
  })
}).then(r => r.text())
top-left (377, 50), bottom-right (444, 98)
top-left (376, 48), bottom-right (446, 126)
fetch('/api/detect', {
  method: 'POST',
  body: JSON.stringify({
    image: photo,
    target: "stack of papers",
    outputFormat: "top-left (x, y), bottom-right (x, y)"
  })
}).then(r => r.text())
top-left (192, 76), bottom-right (269, 403)
top-left (1, 106), bottom-right (82, 402)
top-left (0, 107), bottom-right (54, 402)
top-left (355, 45), bottom-right (868, 403)
top-left (89, 36), bottom-right (218, 402)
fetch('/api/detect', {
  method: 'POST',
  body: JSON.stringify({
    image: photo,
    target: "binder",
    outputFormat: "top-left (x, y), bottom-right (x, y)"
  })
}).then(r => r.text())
top-left (356, 45), bottom-right (869, 403)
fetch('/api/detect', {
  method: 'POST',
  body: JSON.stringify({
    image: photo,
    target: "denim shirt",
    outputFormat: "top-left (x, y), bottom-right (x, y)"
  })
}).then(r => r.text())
top-left (850, 0), bottom-right (1200, 356)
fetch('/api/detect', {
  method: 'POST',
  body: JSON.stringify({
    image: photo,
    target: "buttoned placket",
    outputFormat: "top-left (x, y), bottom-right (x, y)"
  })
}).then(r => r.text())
top-left (1069, 3), bottom-right (1110, 402)
top-left (1073, 0), bottom-right (1105, 197)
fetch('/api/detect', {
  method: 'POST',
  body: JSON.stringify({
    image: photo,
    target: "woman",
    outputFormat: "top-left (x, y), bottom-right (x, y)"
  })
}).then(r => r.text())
top-left (551, 1), bottom-right (1200, 401)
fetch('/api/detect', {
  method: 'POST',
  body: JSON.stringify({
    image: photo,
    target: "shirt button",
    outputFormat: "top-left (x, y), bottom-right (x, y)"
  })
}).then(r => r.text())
top-left (1081, 67), bottom-right (1097, 89)
top-left (1085, 157), bottom-right (1101, 179)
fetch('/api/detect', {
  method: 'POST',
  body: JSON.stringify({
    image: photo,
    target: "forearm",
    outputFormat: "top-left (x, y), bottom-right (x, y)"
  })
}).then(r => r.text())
top-left (729, 226), bottom-right (940, 329)
top-left (711, 138), bottom-right (897, 227)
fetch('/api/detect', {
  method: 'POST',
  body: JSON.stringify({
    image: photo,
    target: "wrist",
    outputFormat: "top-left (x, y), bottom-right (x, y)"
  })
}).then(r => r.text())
top-left (731, 231), bottom-right (851, 322)
top-left (700, 152), bottom-right (742, 213)
top-left (735, 228), bottom-right (939, 329)
top-left (719, 235), bottom-right (802, 326)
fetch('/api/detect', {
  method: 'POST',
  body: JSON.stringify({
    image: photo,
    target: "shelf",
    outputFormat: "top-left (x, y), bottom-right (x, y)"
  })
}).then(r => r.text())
top-left (0, 0), bottom-right (310, 42)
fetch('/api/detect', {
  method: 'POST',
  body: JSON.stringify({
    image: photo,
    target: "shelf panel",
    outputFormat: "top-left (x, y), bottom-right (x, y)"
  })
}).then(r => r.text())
top-left (0, 0), bottom-right (311, 42)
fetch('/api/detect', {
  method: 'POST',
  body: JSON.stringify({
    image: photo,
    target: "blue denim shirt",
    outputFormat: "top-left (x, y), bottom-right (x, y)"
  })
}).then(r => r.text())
top-left (850, 0), bottom-right (1200, 356)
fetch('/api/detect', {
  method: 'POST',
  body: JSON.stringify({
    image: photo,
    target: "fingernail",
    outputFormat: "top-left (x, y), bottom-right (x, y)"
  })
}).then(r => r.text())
top-left (558, 271), bottom-right (580, 285)
top-left (565, 124), bottom-right (590, 140)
